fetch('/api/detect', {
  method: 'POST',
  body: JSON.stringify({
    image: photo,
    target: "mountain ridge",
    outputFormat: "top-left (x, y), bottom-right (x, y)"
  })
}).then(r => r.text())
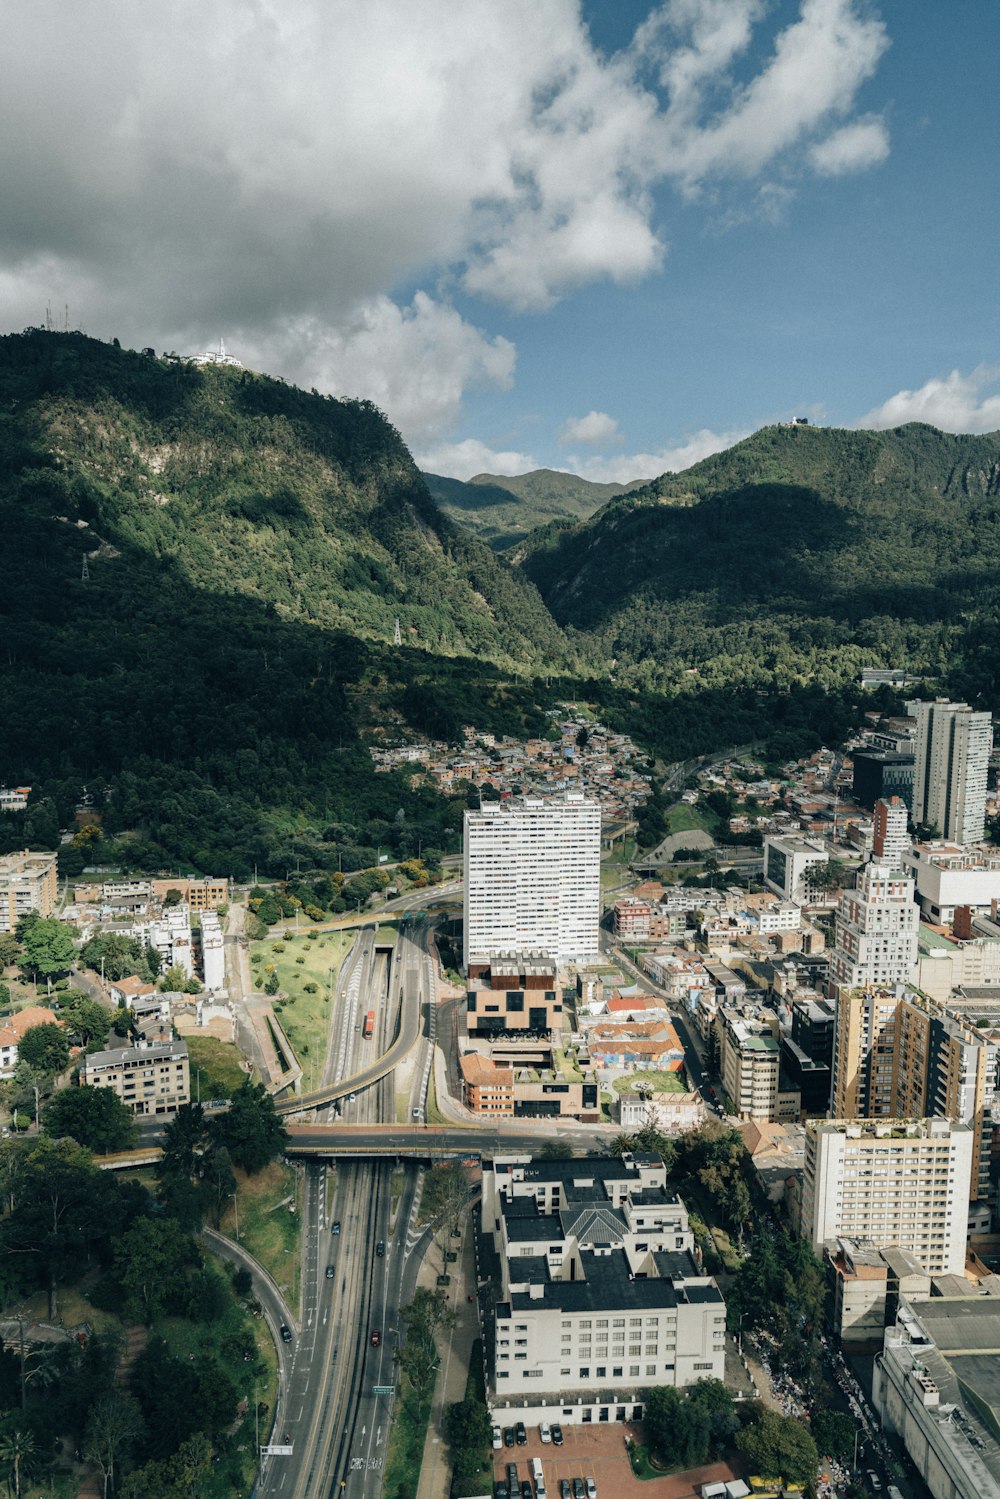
top-left (422, 465), bottom-right (649, 549)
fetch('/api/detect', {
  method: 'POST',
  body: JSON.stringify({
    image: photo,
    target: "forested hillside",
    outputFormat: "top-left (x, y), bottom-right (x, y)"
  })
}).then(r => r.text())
top-left (519, 422), bottom-right (1000, 702)
top-left (423, 466), bottom-right (647, 549)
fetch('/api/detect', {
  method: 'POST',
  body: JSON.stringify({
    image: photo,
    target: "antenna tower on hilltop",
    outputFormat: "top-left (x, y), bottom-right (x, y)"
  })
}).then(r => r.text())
top-left (80, 554), bottom-right (90, 582)
top-left (393, 617), bottom-right (402, 647)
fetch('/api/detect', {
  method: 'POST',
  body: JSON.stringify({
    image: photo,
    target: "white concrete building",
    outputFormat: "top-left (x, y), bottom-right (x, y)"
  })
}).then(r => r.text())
top-left (800, 1118), bottom-right (974, 1277)
top-left (903, 841), bottom-right (1000, 924)
top-left (200, 910), bottom-right (226, 990)
top-left (763, 835), bottom-right (829, 903)
top-left (149, 904), bottom-right (194, 978)
top-left (463, 794), bottom-right (601, 969)
top-left (828, 861), bottom-right (919, 997)
top-left (908, 699), bottom-right (992, 846)
top-left (82, 1038), bottom-right (190, 1118)
top-left (484, 1154), bottom-right (726, 1425)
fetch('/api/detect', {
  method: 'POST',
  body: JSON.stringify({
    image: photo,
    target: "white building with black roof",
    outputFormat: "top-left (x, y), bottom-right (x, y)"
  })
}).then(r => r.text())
top-left (482, 1153), bottom-right (726, 1425)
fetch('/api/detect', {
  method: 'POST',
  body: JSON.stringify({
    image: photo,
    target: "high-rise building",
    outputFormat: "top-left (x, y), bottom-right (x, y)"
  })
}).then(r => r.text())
top-left (828, 861), bottom-right (919, 997)
top-left (800, 1118), bottom-right (974, 1277)
top-left (908, 699), bottom-right (992, 846)
top-left (463, 794), bottom-right (601, 969)
top-left (0, 849), bottom-right (57, 934)
top-left (873, 796), bottom-right (910, 865)
top-left (762, 835), bottom-right (830, 903)
top-left (831, 985), bottom-right (905, 1118)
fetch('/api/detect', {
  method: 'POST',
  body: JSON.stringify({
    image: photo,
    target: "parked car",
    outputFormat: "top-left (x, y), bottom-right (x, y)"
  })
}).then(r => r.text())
top-left (494, 1484), bottom-right (509, 1499)
top-left (521, 1483), bottom-right (532, 1499)
top-left (572, 1481), bottom-right (586, 1499)
top-left (551, 1424), bottom-right (563, 1447)
top-left (370, 1329), bottom-right (381, 1346)
top-left (506, 1462), bottom-right (519, 1491)
top-left (280, 1324), bottom-right (292, 1343)
top-left (515, 1421), bottom-right (527, 1446)
top-left (559, 1483), bottom-right (571, 1499)
top-left (503, 1427), bottom-right (515, 1448)
top-left (586, 1480), bottom-right (597, 1499)
top-left (492, 1425), bottom-right (502, 1450)
top-left (540, 1422), bottom-right (551, 1443)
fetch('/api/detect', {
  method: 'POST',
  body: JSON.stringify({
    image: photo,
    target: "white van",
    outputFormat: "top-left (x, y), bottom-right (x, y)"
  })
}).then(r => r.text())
top-left (531, 1456), bottom-right (547, 1497)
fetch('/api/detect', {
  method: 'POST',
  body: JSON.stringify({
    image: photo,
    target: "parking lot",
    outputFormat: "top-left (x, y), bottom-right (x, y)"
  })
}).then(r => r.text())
top-left (492, 1421), bottom-right (744, 1499)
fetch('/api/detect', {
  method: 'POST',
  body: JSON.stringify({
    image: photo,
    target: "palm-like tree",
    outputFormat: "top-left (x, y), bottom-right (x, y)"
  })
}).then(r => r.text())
top-left (0, 1425), bottom-right (36, 1499)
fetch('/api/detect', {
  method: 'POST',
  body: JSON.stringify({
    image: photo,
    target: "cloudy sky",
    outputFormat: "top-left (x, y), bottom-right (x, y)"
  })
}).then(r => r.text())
top-left (4, 1), bottom-right (998, 480)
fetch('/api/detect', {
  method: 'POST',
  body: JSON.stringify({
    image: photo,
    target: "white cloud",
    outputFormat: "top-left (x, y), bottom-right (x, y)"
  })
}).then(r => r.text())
top-left (559, 411), bottom-right (621, 446)
top-left (0, 1), bottom-right (892, 449)
top-left (810, 115), bottom-right (889, 174)
top-left (861, 366), bottom-right (1000, 433)
top-left (565, 426), bottom-right (749, 483)
top-left (413, 437), bottom-right (538, 481)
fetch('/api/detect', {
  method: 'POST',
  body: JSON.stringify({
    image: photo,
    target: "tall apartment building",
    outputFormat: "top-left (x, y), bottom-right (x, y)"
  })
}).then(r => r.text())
top-left (717, 1006), bottom-right (800, 1122)
top-left (82, 1038), bottom-right (190, 1118)
top-left (0, 849), bottom-right (57, 934)
top-left (831, 984), bottom-right (905, 1118)
top-left (484, 1154), bottom-right (726, 1424)
top-left (828, 860), bottom-right (919, 997)
top-left (199, 910), bottom-right (226, 990)
top-left (149, 904), bottom-right (194, 978)
top-left (463, 794), bottom-right (601, 969)
top-left (800, 1118), bottom-right (974, 1277)
top-left (908, 699), bottom-right (992, 846)
top-left (873, 796), bottom-right (910, 865)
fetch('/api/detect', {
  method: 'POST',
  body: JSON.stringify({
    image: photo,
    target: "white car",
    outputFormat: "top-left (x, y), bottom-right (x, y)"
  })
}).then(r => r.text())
top-left (492, 1425), bottom-right (502, 1450)
top-left (585, 1480), bottom-right (597, 1499)
top-left (539, 1422), bottom-right (551, 1444)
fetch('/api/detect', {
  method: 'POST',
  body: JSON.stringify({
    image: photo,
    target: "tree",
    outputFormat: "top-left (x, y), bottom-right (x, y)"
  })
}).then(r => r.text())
top-left (210, 1079), bottom-right (288, 1174)
top-left (20, 918), bottom-right (76, 985)
top-left (0, 935), bottom-right (21, 970)
top-left (119, 1432), bottom-right (212, 1499)
top-left (811, 1408), bottom-right (857, 1463)
top-left (160, 964), bottom-right (189, 992)
top-left (735, 1409), bottom-right (818, 1488)
top-left (83, 1389), bottom-right (145, 1499)
top-left (444, 1397), bottom-right (492, 1480)
top-left (81, 933), bottom-right (146, 984)
top-left (44, 1086), bottom-right (137, 1152)
top-left (129, 1340), bottom-right (237, 1459)
top-left (200, 1144), bottom-right (236, 1229)
top-left (113, 1218), bottom-right (200, 1323)
top-left (59, 994), bottom-right (112, 1050)
top-left (18, 1022), bottom-right (70, 1075)
top-left (0, 1137), bottom-right (110, 1317)
top-left (0, 1420), bottom-right (36, 1499)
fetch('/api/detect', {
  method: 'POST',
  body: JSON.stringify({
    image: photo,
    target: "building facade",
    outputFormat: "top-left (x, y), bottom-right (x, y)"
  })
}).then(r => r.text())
top-left (828, 861), bottom-right (919, 997)
top-left (0, 849), bottom-right (57, 934)
top-left (464, 795), bottom-right (601, 969)
top-left (484, 1154), bottom-right (726, 1424)
top-left (82, 1038), bottom-right (191, 1118)
top-left (908, 699), bottom-right (991, 846)
top-left (718, 1006), bottom-right (800, 1122)
top-left (873, 796), bottom-right (910, 865)
top-left (903, 841), bottom-right (1000, 924)
top-left (200, 910), bottom-right (225, 989)
top-left (762, 835), bottom-right (830, 904)
top-left (831, 985), bottom-right (905, 1119)
top-left (800, 1118), bottom-right (974, 1277)
top-left (465, 952), bottom-right (563, 1038)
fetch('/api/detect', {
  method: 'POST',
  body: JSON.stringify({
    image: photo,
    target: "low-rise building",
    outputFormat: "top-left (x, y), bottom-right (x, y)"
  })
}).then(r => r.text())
top-left (0, 1005), bottom-right (65, 1076)
top-left (150, 877), bottom-right (228, 912)
top-left (824, 1238), bottom-right (930, 1350)
top-left (82, 1038), bottom-right (190, 1117)
top-left (0, 787), bottom-right (31, 813)
top-left (465, 952), bottom-right (563, 1038)
top-left (460, 1053), bottom-right (599, 1120)
top-left (763, 835), bottom-right (830, 903)
top-left (800, 1118), bottom-right (974, 1277)
top-left (108, 976), bottom-right (157, 1010)
top-left (904, 842), bottom-right (1000, 925)
top-left (616, 1090), bottom-right (706, 1135)
top-left (0, 849), bottom-right (58, 934)
top-left (484, 1154), bottom-right (726, 1424)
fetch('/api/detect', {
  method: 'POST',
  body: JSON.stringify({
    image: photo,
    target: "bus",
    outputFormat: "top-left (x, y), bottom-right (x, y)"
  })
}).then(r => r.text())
top-left (363, 1010), bottom-right (375, 1039)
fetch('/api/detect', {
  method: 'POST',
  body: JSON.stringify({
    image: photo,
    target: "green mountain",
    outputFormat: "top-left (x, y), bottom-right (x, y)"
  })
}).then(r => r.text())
top-left (423, 467), bottom-right (648, 549)
top-left (0, 330), bottom-right (574, 876)
top-left (518, 421), bottom-right (1000, 702)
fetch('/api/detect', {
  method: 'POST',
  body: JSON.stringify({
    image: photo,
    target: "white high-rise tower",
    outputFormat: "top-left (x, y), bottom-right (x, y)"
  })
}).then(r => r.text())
top-left (907, 698), bottom-right (991, 845)
top-left (463, 794), bottom-right (601, 969)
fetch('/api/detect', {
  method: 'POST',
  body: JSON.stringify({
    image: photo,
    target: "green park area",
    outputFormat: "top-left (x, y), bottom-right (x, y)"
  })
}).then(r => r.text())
top-left (218, 1159), bottom-right (301, 1313)
top-left (186, 1035), bottom-right (253, 1101)
top-left (612, 1068), bottom-right (688, 1095)
top-left (249, 930), bottom-right (355, 1084)
top-left (665, 801), bottom-right (711, 835)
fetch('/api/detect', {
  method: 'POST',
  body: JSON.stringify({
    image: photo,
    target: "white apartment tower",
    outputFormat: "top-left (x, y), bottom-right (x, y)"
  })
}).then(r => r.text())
top-left (801, 1118), bottom-right (974, 1277)
top-left (908, 699), bottom-right (991, 846)
top-left (463, 794), bottom-right (601, 969)
top-left (828, 860), bottom-right (919, 998)
top-left (200, 910), bottom-right (226, 990)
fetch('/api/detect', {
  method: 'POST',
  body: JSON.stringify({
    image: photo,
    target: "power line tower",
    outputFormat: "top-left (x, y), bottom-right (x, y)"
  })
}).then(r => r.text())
top-left (80, 554), bottom-right (90, 582)
top-left (393, 617), bottom-right (402, 647)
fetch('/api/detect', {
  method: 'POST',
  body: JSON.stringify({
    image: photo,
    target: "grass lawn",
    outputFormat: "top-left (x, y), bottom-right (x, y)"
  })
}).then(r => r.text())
top-left (425, 1068), bottom-right (446, 1126)
top-left (250, 930), bottom-right (354, 1081)
top-left (627, 1443), bottom-right (673, 1481)
top-left (187, 1035), bottom-right (253, 1100)
top-left (665, 801), bottom-right (711, 834)
top-left (375, 923), bottom-right (399, 945)
top-left (612, 1069), bottom-right (687, 1094)
top-left (383, 1386), bottom-right (432, 1499)
top-left (217, 1160), bottom-right (301, 1313)
top-left (553, 1048), bottom-right (583, 1082)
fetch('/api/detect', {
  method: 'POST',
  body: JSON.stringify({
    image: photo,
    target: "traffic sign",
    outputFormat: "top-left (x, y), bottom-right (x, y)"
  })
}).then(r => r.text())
top-left (372, 1385), bottom-right (394, 1395)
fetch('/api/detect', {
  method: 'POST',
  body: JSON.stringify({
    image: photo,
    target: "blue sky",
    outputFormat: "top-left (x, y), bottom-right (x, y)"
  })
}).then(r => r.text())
top-left (3, 1), bottom-right (998, 480)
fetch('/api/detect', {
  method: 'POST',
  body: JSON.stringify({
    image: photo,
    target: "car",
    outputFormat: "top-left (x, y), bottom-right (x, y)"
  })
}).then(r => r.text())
top-left (540, 1422), bottom-right (551, 1443)
top-left (572, 1481), bottom-right (586, 1499)
top-left (376, 1241), bottom-right (385, 1257)
top-left (492, 1425), bottom-right (502, 1450)
top-left (585, 1481), bottom-right (596, 1499)
top-left (348, 1092), bottom-right (356, 1102)
top-left (279, 1324), bottom-right (292, 1343)
top-left (331, 1220), bottom-right (341, 1235)
top-left (551, 1424), bottom-right (563, 1447)
top-left (867, 1475), bottom-right (882, 1494)
top-left (503, 1427), bottom-right (515, 1448)
top-left (521, 1483), bottom-right (532, 1499)
top-left (506, 1462), bottom-right (519, 1490)
top-left (515, 1421), bottom-right (527, 1446)
top-left (370, 1329), bottom-right (381, 1346)
top-left (325, 1264), bottom-right (335, 1280)
top-left (494, 1484), bottom-right (509, 1499)
top-left (559, 1483), bottom-right (571, 1499)
top-left (412, 1107), bottom-right (421, 1118)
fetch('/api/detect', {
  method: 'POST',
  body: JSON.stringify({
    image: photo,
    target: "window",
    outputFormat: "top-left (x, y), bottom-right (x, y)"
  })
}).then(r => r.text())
top-left (629, 1365), bottom-right (640, 1377)
top-left (613, 1366), bottom-right (623, 1378)
top-left (596, 1366), bottom-right (606, 1378)
top-left (579, 1367), bottom-right (590, 1379)
top-left (612, 1318), bottom-right (625, 1328)
top-left (596, 1319), bottom-right (608, 1328)
top-left (646, 1365), bottom-right (656, 1377)
top-left (561, 1368), bottom-right (571, 1376)
top-left (693, 1361), bottom-right (714, 1370)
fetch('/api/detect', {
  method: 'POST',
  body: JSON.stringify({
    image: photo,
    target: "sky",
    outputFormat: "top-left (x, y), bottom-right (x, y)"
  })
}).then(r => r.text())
top-left (3, 1), bottom-right (999, 482)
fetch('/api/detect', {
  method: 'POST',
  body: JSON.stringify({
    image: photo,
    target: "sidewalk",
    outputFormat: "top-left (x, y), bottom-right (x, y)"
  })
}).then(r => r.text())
top-left (415, 1217), bottom-right (481, 1499)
